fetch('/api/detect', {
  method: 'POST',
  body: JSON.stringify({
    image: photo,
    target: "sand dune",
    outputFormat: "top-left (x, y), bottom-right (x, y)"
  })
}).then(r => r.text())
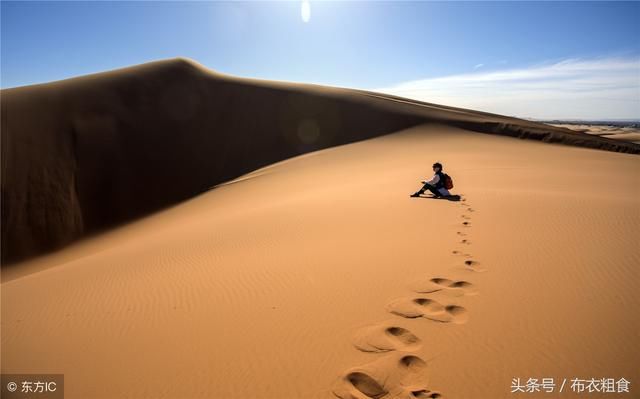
top-left (2, 59), bottom-right (639, 398)
top-left (550, 124), bottom-right (640, 144)
top-left (2, 58), bottom-right (638, 263)
top-left (3, 123), bottom-right (638, 398)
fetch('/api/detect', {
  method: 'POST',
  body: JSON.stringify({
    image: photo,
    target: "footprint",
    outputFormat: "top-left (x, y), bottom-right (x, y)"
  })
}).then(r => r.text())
top-left (387, 297), bottom-right (468, 324)
top-left (343, 372), bottom-right (387, 399)
top-left (410, 277), bottom-right (476, 297)
top-left (462, 221), bottom-right (470, 226)
top-left (461, 215), bottom-right (471, 220)
top-left (463, 260), bottom-right (486, 273)
top-left (464, 260), bottom-right (479, 268)
top-left (449, 280), bottom-right (474, 290)
top-left (333, 353), bottom-right (432, 399)
top-left (412, 390), bottom-right (443, 398)
top-left (460, 239), bottom-right (470, 245)
top-left (456, 231), bottom-right (467, 236)
top-left (353, 324), bottom-right (422, 353)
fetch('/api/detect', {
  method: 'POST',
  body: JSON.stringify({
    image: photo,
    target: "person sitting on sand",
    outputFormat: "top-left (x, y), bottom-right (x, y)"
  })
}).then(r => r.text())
top-left (410, 162), bottom-right (450, 198)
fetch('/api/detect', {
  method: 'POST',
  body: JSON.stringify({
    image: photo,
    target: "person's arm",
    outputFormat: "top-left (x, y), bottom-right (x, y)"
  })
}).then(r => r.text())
top-left (424, 174), bottom-right (440, 186)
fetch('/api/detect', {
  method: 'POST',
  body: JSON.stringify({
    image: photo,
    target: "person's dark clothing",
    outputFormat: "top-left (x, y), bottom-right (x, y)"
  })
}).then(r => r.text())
top-left (417, 182), bottom-right (441, 197)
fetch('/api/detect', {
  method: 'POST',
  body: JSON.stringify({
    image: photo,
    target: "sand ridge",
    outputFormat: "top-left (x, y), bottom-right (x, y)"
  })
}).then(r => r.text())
top-left (2, 58), bottom-right (639, 264)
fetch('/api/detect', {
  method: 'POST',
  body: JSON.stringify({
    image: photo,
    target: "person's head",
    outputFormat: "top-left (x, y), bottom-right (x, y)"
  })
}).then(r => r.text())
top-left (432, 162), bottom-right (443, 173)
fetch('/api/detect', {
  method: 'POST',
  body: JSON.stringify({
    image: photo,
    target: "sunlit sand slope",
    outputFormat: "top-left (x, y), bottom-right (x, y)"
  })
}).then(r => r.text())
top-left (3, 124), bottom-right (638, 398)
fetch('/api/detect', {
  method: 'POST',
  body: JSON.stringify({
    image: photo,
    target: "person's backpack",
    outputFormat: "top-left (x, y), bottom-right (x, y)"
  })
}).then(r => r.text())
top-left (442, 173), bottom-right (454, 190)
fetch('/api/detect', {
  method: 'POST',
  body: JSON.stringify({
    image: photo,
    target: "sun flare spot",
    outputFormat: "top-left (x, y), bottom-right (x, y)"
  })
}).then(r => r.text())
top-left (301, 0), bottom-right (311, 23)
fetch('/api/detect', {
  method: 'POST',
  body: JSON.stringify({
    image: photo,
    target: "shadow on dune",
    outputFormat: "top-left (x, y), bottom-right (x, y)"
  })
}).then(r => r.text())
top-left (2, 58), bottom-right (638, 263)
top-left (415, 195), bottom-right (462, 202)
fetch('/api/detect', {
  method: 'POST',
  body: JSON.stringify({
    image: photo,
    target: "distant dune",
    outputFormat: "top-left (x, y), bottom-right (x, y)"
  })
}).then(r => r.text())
top-left (549, 123), bottom-right (640, 144)
top-left (2, 58), bottom-right (638, 263)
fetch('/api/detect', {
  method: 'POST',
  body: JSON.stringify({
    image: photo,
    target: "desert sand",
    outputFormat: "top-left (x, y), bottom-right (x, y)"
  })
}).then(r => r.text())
top-left (2, 59), bottom-right (639, 398)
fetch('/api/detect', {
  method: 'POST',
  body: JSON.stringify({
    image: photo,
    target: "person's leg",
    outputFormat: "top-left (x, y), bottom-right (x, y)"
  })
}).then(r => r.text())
top-left (413, 183), bottom-right (441, 197)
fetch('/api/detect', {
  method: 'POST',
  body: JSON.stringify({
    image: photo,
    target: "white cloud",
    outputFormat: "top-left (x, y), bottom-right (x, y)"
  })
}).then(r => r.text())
top-left (374, 57), bottom-right (640, 120)
top-left (473, 63), bottom-right (484, 70)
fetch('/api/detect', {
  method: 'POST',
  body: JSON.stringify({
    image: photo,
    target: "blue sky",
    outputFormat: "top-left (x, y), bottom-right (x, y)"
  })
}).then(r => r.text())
top-left (2, 1), bottom-right (639, 119)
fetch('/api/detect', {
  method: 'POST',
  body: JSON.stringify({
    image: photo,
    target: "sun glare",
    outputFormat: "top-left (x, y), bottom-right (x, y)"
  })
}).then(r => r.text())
top-left (301, 0), bottom-right (311, 23)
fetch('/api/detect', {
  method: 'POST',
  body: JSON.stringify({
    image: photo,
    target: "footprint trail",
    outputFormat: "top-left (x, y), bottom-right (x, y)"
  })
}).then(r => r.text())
top-left (334, 195), bottom-right (485, 398)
